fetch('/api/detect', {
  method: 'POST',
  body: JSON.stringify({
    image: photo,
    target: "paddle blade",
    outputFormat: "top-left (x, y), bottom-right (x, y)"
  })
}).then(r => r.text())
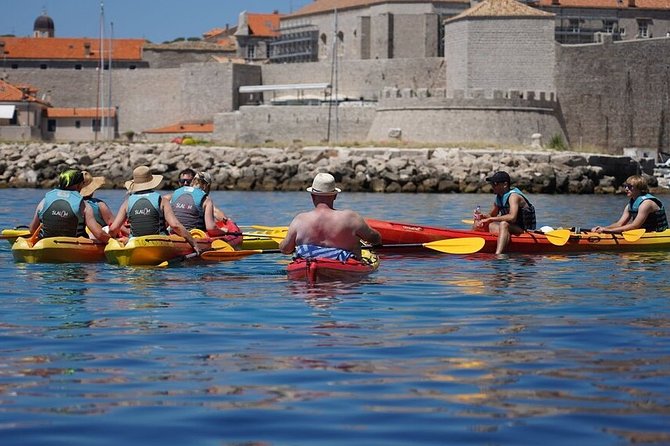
top-left (211, 240), bottom-right (235, 251)
top-left (423, 237), bottom-right (486, 254)
top-left (462, 219), bottom-right (474, 225)
top-left (542, 229), bottom-right (571, 246)
top-left (622, 228), bottom-right (646, 242)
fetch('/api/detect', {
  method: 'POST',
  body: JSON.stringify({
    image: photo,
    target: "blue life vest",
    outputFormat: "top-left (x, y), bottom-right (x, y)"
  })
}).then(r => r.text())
top-left (295, 244), bottom-right (355, 262)
top-left (170, 186), bottom-right (207, 230)
top-left (628, 194), bottom-right (669, 232)
top-left (85, 197), bottom-right (107, 227)
top-left (127, 191), bottom-right (166, 237)
top-left (494, 187), bottom-right (537, 230)
top-left (38, 189), bottom-right (86, 238)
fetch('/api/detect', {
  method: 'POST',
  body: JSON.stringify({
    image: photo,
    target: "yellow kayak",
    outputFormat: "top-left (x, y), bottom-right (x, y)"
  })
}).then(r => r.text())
top-left (240, 228), bottom-right (283, 250)
top-left (2, 228), bottom-right (31, 246)
top-left (12, 236), bottom-right (107, 263)
top-left (104, 233), bottom-right (219, 266)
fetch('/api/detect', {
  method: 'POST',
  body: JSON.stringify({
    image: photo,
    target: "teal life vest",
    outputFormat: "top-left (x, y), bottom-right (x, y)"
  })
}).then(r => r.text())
top-left (127, 191), bottom-right (166, 237)
top-left (628, 194), bottom-right (668, 232)
top-left (494, 187), bottom-right (537, 230)
top-left (170, 186), bottom-right (207, 231)
top-left (38, 189), bottom-right (86, 238)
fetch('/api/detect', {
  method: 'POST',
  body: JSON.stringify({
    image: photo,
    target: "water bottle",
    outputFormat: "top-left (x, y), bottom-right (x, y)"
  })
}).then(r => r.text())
top-left (473, 205), bottom-right (482, 230)
top-left (473, 205), bottom-right (482, 222)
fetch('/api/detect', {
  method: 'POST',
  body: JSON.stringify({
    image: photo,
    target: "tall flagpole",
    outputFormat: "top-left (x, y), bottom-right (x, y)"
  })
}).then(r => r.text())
top-left (108, 21), bottom-right (114, 140)
top-left (99, 0), bottom-right (105, 141)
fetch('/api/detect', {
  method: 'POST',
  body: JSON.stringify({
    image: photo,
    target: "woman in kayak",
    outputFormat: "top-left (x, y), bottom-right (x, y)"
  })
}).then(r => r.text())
top-left (591, 175), bottom-right (668, 234)
top-left (108, 165), bottom-right (201, 255)
top-left (168, 171), bottom-right (240, 245)
top-left (475, 170), bottom-right (536, 255)
top-left (28, 169), bottom-right (110, 243)
top-left (279, 172), bottom-right (381, 261)
top-left (80, 171), bottom-right (114, 227)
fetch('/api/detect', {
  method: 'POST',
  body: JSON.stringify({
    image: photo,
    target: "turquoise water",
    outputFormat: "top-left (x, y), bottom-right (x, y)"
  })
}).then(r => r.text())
top-left (1, 189), bottom-right (669, 445)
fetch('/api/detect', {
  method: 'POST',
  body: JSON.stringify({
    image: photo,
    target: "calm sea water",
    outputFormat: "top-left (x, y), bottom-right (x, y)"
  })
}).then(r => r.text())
top-left (1, 188), bottom-right (669, 446)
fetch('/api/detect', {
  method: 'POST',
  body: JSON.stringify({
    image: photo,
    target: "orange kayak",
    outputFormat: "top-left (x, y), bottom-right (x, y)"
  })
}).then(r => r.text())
top-left (366, 218), bottom-right (670, 254)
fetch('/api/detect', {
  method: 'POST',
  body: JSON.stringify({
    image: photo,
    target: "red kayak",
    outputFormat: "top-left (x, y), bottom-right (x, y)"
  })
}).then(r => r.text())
top-left (287, 251), bottom-right (379, 283)
top-left (365, 218), bottom-right (670, 254)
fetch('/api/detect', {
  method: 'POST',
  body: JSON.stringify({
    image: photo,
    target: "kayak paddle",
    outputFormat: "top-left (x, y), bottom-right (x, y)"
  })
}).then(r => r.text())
top-left (201, 237), bottom-right (487, 261)
top-left (620, 228), bottom-right (646, 242)
top-left (465, 218), bottom-right (572, 246)
top-left (539, 229), bottom-right (571, 246)
top-left (157, 240), bottom-right (234, 267)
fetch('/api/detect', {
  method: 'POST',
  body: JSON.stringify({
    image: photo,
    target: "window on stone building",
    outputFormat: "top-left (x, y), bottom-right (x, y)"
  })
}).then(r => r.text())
top-left (74, 64), bottom-right (82, 70)
top-left (47, 119), bottom-right (56, 132)
top-left (92, 119), bottom-right (100, 132)
top-left (569, 19), bottom-right (580, 33)
top-left (637, 20), bottom-right (651, 38)
top-left (75, 120), bottom-right (81, 129)
top-left (247, 45), bottom-right (256, 59)
top-left (603, 20), bottom-right (617, 33)
top-left (321, 33), bottom-right (327, 45)
top-left (40, 64), bottom-right (47, 69)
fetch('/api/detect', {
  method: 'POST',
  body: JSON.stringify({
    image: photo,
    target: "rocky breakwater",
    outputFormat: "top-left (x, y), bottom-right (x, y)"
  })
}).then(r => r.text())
top-left (0, 142), bottom-right (658, 194)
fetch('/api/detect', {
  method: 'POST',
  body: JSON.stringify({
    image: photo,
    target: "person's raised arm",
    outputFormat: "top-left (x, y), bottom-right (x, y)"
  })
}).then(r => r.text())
top-left (353, 214), bottom-right (382, 246)
top-left (28, 199), bottom-right (45, 234)
top-left (108, 198), bottom-right (129, 238)
top-left (83, 202), bottom-right (110, 243)
top-left (279, 218), bottom-right (300, 254)
top-left (592, 205), bottom-right (630, 233)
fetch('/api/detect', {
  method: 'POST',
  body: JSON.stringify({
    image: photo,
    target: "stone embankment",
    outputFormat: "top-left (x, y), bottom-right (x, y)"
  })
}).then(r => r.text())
top-left (0, 142), bottom-right (662, 194)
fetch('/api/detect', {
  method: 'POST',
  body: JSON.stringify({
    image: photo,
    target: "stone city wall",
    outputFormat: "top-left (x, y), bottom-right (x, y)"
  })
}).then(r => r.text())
top-left (0, 143), bottom-right (654, 195)
top-left (556, 35), bottom-right (670, 153)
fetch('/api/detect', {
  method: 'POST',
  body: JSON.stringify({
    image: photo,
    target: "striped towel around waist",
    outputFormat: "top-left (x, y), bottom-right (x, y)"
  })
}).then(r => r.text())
top-left (295, 244), bottom-right (355, 263)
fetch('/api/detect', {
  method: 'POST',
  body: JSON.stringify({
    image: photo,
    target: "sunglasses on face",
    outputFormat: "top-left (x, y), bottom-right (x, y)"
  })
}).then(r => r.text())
top-left (179, 178), bottom-right (192, 185)
top-left (623, 183), bottom-right (633, 190)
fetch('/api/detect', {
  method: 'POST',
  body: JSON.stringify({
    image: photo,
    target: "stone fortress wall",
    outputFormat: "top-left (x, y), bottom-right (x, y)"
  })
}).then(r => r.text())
top-left (3, 36), bottom-right (670, 154)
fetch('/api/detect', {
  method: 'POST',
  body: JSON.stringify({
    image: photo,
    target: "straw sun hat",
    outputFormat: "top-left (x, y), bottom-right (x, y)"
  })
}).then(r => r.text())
top-left (124, 166), bottom-right (164, 193)
top-left (80, 171), bottom-right (106, 197)
top-left (306, 172), bottom-right (341, 195)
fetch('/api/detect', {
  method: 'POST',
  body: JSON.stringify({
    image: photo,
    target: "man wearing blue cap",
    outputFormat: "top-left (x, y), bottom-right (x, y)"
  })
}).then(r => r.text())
top-left (476, 171), bottom-right (536, 254)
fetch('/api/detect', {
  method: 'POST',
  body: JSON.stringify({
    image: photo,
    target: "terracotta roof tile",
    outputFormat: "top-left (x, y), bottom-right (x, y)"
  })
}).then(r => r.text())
top-left (144, 122), bottom-right (213, 134)
top-left (46, 107), bottom-right (116, 118)
top-left (448, 0), bottom-right (554, 21)
top-left (535, 0), bottom-right (670, 8)
top-left (0, 79), bottom-right (47, 104)
top-left (246, 12), bottom-right (282, 37)
top-left (287, 0), bottom-right (470, 18)
top-left (0, 37), bottom-right (145, 61)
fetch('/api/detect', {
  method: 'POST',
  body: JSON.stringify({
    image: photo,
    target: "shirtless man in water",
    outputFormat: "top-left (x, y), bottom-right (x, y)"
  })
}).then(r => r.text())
top-left (279, 173), bottom-right (381, 260)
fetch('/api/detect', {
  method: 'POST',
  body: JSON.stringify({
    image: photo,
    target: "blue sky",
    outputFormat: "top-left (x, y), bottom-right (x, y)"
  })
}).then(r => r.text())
top-left (1, 0), bottom-right (311, 43)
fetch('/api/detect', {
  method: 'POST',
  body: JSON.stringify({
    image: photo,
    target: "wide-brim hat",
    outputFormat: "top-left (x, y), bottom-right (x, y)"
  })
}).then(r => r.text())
top-left (80, 171), bottom-right (106, 196)
top-left (124, 165), bottom-right (164, 193)
top-left (306, 172), bottom-right (341, 195)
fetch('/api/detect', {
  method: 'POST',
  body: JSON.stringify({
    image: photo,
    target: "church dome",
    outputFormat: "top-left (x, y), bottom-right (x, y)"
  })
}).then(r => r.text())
top-left (33, 13), bottom-right (55, 37)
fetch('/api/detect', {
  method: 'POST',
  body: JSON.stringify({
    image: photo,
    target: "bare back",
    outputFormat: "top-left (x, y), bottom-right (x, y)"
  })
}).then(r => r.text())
top-left (280, 203), bottom-right (381, 256)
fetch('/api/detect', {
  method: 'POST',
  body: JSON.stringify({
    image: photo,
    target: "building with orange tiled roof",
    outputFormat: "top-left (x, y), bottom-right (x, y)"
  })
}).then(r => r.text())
top-left (0, 79), bottom-right (50, 140)
top-left (0, 37), bottom-right (147, 69)
top-left (142, 121), bottom-right (214, 142)
top-left (234, 11), bottom-right (283, 62)
top-left (44, 107), bottom-right (117, 142)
